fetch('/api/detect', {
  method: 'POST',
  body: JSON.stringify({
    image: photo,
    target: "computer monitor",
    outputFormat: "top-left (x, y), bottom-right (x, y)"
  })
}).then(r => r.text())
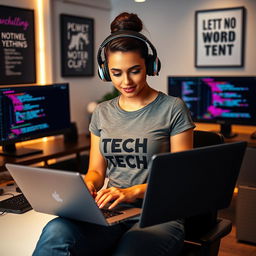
top-left (0, 83), bottom-right (71, 157)
top-left (168, 76), bottom-right (256, 138)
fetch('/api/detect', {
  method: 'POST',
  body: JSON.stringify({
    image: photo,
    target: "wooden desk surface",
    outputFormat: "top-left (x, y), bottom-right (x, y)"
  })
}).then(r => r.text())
top-left (224, 133), bottom-right (256, 147)
top-left (195, 123), bottom-right (256, 147)
top-left (0, 134), bottom-right (90, 172)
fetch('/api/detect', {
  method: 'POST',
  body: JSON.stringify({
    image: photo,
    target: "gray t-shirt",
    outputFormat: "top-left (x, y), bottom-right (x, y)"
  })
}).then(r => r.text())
top-left (89, 91), bottom-right (195, 188)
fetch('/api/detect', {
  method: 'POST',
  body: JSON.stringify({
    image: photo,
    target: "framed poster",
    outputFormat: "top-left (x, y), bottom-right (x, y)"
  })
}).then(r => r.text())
top-left (195, 7), bottom-right (246, 68)
top-left (60, 14), bottom-right (94, 77)
top-left (0, 5), bottom-right (36, 85)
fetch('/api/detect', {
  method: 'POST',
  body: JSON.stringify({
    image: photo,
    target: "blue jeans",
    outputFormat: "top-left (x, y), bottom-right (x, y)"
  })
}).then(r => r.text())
top-left (32, 217), bottom-right (184, 256)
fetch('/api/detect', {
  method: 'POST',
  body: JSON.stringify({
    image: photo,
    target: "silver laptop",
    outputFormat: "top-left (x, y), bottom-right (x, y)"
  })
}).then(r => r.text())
top-left (5, 164), bottom-right (141, 226)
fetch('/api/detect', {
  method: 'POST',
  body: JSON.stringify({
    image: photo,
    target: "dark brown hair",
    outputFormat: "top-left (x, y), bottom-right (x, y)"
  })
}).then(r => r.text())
top-left (105, 12), bottom-right (148, 60)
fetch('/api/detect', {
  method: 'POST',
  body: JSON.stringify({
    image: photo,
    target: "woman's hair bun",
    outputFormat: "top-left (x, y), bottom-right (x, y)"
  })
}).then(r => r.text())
top-left (111, 12), bottom-right (143, 33)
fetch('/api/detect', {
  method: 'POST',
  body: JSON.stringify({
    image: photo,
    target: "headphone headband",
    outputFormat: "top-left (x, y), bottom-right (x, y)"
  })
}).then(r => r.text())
top-left (97, 30), bottom-right (157, 65)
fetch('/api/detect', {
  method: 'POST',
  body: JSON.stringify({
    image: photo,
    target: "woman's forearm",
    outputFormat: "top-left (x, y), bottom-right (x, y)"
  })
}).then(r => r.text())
top-left (131, 183), bottom-right (147, 199)
top-left (84, 170), bottom-right (105, 191)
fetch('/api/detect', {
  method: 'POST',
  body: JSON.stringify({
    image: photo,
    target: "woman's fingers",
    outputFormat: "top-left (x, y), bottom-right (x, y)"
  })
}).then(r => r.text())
top-left (97, 193), bottom-right (112, 208)
top-left (98, 194), bottom-right (114, 208)
top-left (95, 188), bottom-right (110, 202)
top-left (95, 187), bottom-right (125, 209)
top-left (108, 196), bottom-right (124, 209)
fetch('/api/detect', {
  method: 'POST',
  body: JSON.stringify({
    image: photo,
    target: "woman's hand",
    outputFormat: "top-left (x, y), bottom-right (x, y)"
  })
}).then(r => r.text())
top-left (95, 184), bottom-right (146, 209)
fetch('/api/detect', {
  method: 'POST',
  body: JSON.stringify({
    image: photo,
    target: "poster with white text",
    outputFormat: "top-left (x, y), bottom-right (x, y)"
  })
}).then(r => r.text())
top-left (0, 5), bottom-right (36, 85)
top-left (60, 14), bottom-right (94, 77)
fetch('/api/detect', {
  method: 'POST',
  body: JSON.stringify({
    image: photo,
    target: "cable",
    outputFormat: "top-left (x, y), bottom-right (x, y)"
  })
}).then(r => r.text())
top-left (2, 193), bottom-right (15, 197)
top-left (0, 211), bottom-right (7, 216)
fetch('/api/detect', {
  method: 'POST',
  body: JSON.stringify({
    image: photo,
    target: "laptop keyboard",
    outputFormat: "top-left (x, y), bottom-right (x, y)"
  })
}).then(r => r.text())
top-left (0, 193), bottom-right (32, 214)
top-left (101, 208), bottom-right (123, 218)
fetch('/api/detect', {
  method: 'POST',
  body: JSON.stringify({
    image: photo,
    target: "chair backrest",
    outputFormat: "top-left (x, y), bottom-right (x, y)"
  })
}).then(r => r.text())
top-left (193, 130), bottom-right (224, 148)
top-left (185, 130), bottom-right (225, 239)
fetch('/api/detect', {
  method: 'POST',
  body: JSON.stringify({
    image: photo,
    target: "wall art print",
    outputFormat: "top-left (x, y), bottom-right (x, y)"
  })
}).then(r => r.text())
top-left (60, 14), bottom-right (94, 77)
top-left (0, 5), bottom-right (36, 85)
top-left (195, 7), bottom-right (246, 68)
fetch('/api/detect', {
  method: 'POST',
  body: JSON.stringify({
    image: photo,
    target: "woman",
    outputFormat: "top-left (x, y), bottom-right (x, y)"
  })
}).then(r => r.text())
top-left (33, 12), bottom-right (195, 256)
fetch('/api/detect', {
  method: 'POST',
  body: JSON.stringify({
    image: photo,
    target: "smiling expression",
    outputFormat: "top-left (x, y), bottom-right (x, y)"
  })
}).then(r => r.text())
top-left (107, 51), bottom-right (148, 98)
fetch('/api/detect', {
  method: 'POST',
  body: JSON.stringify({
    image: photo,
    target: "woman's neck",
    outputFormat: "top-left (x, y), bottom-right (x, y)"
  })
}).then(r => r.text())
top-left (119, 86), bottom-right (159, 112)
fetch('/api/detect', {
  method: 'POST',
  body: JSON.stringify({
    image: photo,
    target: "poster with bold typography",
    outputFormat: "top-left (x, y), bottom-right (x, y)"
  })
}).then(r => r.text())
top-left (195, 7), bottom-right (245, 67)
top-left (60, 14), bottom-right (94, 77)
top-left (0, 5), bottom-right (36, 85)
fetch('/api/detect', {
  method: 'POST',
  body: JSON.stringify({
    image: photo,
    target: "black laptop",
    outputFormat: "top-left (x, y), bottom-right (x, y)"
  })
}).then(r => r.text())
top-left (139, 141), bottom-right (247, 227)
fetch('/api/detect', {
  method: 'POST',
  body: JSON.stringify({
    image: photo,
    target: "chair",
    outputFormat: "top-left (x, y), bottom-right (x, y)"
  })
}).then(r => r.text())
top-left (180, 130), bottom-right (232, 256)
top-left (193, 130), bottom-right (224, 148)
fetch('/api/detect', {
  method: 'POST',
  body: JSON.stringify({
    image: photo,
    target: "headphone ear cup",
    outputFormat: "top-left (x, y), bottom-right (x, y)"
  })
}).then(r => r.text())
top-left (146, 55), bottom-right (154, 76)
top-left (146, 55), bottom-right (160, 76)
top-left (155, 57), bottom-right (161, 74)
top-left (103, 62), bottom-right (111, 81)
top-left (98, 65), bottom-right (105, 81)
top-left (98, 62), bottom-right (111, 81)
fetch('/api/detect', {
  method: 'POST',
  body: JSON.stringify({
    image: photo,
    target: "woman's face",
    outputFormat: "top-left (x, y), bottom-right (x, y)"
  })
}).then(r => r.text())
top-left (107, 51), bottom-right (148, 98)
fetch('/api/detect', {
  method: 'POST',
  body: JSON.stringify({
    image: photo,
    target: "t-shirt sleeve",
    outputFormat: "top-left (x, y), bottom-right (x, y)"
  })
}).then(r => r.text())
top-left (89, 105), bottom-right (101, 137)
top-left (169, 97), bottom-right (196, 136)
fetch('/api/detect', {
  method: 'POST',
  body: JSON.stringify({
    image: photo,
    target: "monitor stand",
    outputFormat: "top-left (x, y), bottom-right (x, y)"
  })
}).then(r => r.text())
top-left (220, 123), bottom-right (237, 139)
top-left (0, 143), bottom-right (43, 158)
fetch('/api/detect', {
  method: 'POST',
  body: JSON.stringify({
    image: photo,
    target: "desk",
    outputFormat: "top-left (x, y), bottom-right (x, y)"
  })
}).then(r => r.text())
top-left (0, 134), bottom-right (90, 173)
top-left (194, 123), bottom-right (256, 147)
top-left (0, 210), bottom-right (54, 256)
top-left (224, 133), bottom-right (256, 147)
top-left (0, 182), bottom-right (55, 256)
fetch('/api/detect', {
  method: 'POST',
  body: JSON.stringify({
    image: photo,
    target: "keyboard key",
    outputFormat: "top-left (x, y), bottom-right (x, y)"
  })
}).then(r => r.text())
top-left (101, 208), bottom-right (123, 218)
